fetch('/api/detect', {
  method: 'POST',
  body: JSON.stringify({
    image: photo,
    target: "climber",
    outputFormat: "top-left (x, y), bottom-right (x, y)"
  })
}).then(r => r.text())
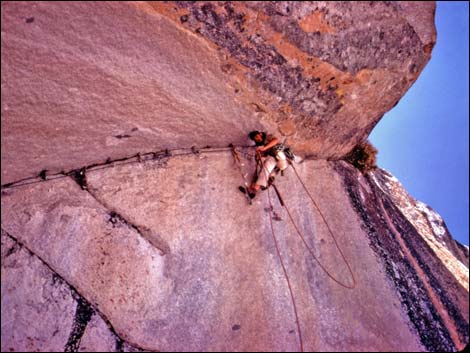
top-left (240, 130), bottom-right (291, 199)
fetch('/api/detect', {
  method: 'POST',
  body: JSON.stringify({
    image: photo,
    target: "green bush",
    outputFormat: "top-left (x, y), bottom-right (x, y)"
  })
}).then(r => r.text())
top-left (344, 140), bottom-right (378, 173)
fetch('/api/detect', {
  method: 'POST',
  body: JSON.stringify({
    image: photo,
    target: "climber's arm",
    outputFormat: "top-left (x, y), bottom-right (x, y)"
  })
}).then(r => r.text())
top-left (257, 137), bottom-right (279, 152)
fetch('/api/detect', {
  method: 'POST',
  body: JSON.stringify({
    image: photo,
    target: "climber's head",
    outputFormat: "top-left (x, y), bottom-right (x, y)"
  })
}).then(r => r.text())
top-left (249, 131), bottom-right (266, 145)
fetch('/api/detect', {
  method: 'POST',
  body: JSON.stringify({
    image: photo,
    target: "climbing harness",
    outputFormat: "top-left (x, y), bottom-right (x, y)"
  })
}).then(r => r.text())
top-left (270, 142), bottom-right (296, 161)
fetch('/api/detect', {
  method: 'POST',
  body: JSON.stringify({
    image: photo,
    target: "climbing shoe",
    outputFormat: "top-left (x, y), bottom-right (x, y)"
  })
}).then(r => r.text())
top-left (239, 186), bottom-right (256, 199)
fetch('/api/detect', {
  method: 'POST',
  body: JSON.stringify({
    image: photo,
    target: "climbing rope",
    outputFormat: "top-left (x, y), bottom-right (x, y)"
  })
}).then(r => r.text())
top-left (1, 145), bottom-right (254, 190)
top-left (266, 186), bottom-right (304, 352)
top-left (287, 162), bottom-right (356, 289)
top-left (4, 143), bottom-right (355, 352)
top-left (252, 151), bottom-right (357, 352)
top-left (230, 144), bottom-right (253, 205)
top-left (257, 153), bottom-right (356, 290)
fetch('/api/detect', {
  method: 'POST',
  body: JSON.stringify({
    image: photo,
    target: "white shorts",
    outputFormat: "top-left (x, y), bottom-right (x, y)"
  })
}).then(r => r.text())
top-left (255, 152), bottom-right (289, 188)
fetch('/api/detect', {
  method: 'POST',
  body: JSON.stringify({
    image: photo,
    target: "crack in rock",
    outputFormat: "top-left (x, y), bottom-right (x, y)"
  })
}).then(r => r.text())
top-left (1, 228), bottom-right (145, 352)
top-left (64, 295), bottom-right (94, 352)
top-left (67, 166), bottom-right (172, 256)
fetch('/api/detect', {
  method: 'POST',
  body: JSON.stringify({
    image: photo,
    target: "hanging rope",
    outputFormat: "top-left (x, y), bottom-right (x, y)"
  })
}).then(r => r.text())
top-left (229, 149), bottom-right (303, 351)
top-left (252, 151), bottom-right (358, 351)
top-left (287, 162), bottom-right (356, 289)
top-left (230, 144), bottom-right (253, 205)
top-left (266, 186), bottom-right (304, 352)
top-left (257, 152), bottom-right (356, 290)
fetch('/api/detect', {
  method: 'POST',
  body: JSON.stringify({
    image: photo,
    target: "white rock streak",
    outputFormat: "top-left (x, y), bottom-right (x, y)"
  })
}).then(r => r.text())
top-left (370, 169), bottom-right (469, 291)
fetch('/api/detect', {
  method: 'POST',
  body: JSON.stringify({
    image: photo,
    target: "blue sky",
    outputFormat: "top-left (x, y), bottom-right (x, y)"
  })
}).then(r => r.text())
top-left (369, 2), bottom-right (469, 246)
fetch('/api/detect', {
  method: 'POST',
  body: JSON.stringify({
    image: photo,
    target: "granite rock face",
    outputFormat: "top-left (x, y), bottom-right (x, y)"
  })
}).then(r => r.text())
top-left (2, 1), bottom-right (468, 352)
top-left (1, 154), bottom-right (468, 351)
top-left (1, 229), bottom-right (121, 352)
top-left (1, 1), bottom-right (435, 184)
top-left (161, 1), bottom-right (435, 157)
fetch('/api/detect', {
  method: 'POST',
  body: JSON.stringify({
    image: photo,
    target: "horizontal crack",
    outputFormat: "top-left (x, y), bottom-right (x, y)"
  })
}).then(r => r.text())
top-left (1, 144), bottom-right (255, 190)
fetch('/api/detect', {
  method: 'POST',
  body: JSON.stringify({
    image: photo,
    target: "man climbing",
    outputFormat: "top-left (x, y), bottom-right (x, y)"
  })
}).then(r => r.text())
top-left (241, 130), bottom-right (291, 199)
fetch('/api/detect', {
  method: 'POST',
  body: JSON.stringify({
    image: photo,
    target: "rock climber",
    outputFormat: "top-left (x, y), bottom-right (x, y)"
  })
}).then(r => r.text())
top-left (241, 130), bottom-right (291, 199)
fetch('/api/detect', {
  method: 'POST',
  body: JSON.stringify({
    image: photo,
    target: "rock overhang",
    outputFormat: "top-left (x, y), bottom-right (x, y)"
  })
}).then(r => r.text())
top-left (1, 1), bottom-right (436, 184)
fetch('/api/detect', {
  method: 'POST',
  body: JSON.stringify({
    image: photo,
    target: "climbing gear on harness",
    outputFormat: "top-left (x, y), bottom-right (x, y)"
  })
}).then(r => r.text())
top-left (270, 142), bottom-right (295, 161)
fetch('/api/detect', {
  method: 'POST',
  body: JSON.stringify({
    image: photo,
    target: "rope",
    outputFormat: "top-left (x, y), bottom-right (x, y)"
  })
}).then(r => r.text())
top-left (257, 153), bottom-right (356, 290)
top-left (287, 162), bottom-right (356, 289)
top-left (230, 145), bottom-right (253, 204)
top-left (266, 186), bottom-right (304, 352)
top-left (255, 151), bottom-right (358, 350)
top-left (230, 149), bottom-right (303, 351)
top-left (251, 152), bottom-right (302, 351)
top-left (1, 145), bottom-right (255, 190)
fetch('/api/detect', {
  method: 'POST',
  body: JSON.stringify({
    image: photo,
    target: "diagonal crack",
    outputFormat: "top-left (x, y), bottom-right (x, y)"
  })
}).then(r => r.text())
top-left (1, 144), bottom-right (259, 258)
top-left (1, 228), bottom-right (149, 352)
top-left (1, 144), bottom-right (257, 352)
top-left (64, 293), bottom-right (94, 352)
top-left (67, 173), bottom-right (170, 256)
